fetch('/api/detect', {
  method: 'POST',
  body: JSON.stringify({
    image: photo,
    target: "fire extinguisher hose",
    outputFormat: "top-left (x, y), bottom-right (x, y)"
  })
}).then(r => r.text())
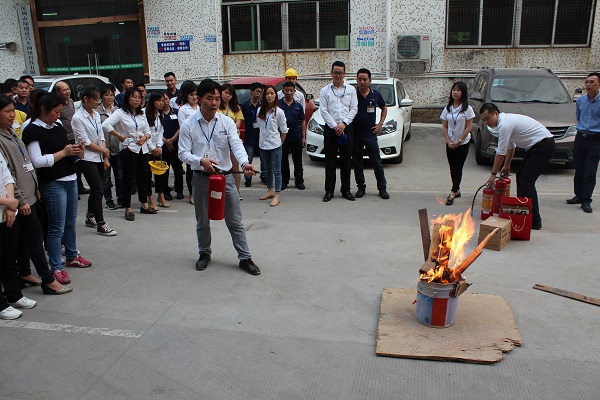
top-left (470, 183), bottom-right (489, 216)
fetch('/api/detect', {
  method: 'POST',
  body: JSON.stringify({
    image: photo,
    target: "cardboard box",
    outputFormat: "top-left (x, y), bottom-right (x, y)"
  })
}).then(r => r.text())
top-left (479, 217), bottom-right (511, 251)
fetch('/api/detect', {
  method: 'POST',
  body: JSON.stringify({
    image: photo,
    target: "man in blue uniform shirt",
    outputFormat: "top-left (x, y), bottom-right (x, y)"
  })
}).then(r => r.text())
top-left (279, 81), bottom-right (306, 190)
top-left (352, 68), bottom-right (389, 199)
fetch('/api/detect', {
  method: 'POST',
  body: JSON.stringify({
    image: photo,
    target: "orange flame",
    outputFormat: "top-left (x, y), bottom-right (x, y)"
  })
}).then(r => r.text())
top-left (420, 209), bottom-right (476, 283)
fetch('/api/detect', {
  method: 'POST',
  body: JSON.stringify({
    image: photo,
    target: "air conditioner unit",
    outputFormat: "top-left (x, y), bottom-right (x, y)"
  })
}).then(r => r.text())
top-left (396, 34), bottom-right (431, 61)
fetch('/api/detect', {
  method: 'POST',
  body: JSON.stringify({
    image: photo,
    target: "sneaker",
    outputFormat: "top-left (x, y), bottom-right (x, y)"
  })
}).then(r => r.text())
top-left (85, 215), bottom-right (97, 228)
top-left (66, 255), bottom-right (92, 268)
top-left (10, 296), bottom-right (37, 309)
top-left (0, 306), bottom-right (22, 320)
top-left (97, 222), bottom-right (117, 236)
top-left (105, 200), bottom-right (118, 210)
top-left (53, 270), bottom-right (71, 284)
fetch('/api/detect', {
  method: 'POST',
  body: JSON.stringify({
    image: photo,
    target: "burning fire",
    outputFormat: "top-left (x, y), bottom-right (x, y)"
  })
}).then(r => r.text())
top-left (420, 209), bottom-right (476, 284)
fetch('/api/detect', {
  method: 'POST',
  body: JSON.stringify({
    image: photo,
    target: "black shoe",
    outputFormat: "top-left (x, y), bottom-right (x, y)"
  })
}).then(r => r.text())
top-left (582, 203), bottom-right (593, 213)
top-left (239, 258), bottom-right (260, 275)
top-left (176, 192), bottom-right (184, 200)
top-left (196, 253), bottom-right (211, 270)
top-left (260, 178), bottom-right (267, 185)
top-left (295, 182), bottom-right (305, 190)
top-left (566, 196), bottom-right (582, 204)
top-left (79, 187), bottom-right (90, 195)
top-left (281, 183), bottom-right (288, 191)
top-left (355, 187), bottom-right (366, 198)
top-left (323, 192), bottom-right (334, 202)
top-left (446, 194), bottom-right (454, 206)
top-left (164, 192), bottom-right (173, 201)
top-left (245, 179), bottom-right (252, 187)
top-left (379, 189), bottom-right (390, 199)
top-left (342, 192), bottom-right (355, 201)
top-left (532, 220), bottom-right (542, 230)
top-left (117, 199), bottom-right (124, 208)
top-left (105, 200), bottom-right (118, 210)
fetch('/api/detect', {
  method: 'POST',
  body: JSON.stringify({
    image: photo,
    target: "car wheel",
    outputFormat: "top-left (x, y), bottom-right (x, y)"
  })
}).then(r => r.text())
top-left (404, 122), bottom-right (412, 141)
top-left (475, 134), bottom-right (488, 165)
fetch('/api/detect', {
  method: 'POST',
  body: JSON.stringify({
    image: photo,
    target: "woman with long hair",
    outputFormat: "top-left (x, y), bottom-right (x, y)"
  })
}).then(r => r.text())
top-left (72, 85), bottom-right (117, 236)
top-left (98, 84), bottom-right (123, 210)
top-left (22, 93), bottom-right (92, 284)
top-left (440, 81), bottom-right (474, 205)
top-left (159, 92), bottom-right (182, 201)
top-left (218, 83), bottom-right (244, 198)
top-left (145, 91), bottom-right (168, 208)
top-left (177, 80), bottom-right (199, 205)
top-left (257, 85), bottom-right (288, 207)
top-left (102, 88), bottom-right (156, 221)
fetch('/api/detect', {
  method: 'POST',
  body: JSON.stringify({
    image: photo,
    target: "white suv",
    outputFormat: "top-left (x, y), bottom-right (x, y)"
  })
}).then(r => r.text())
top-left (33, 74), bottom-right (118, 108)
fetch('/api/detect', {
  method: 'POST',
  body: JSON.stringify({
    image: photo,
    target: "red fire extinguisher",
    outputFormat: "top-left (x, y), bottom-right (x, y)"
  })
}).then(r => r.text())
top-left (492, 176), bottom-right (511, 215)
top-left (481, 185), bottom-right (494, 220)
top-left (208, 173), bottom-right (226, 220)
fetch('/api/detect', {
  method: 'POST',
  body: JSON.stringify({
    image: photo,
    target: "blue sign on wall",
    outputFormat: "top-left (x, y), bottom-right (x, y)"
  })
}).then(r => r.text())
top-left (157, 40), bottom-right (190, 53)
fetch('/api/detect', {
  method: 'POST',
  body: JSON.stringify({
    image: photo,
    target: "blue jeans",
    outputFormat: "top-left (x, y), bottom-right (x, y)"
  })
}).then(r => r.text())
top-left (40, 180), bottom-right (78, 272)
top-left (261, 146), bottom-right (282, 192)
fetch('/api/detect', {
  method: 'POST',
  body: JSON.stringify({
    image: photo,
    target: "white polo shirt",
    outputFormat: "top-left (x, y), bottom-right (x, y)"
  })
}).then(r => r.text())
top-left (496, 113), bottom-right (553, 155)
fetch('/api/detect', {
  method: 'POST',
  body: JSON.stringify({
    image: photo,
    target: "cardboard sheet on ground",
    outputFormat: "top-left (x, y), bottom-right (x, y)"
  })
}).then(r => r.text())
top-left (376, 288), bottom-right (522, 364)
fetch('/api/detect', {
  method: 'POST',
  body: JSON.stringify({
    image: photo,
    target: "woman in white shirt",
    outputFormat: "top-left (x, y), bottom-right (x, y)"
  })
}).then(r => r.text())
top-left (177, 81), bottom-right (199, 205)
top-left (102, 88), bottom-right (155, 221)
top-left (257, 85), bottom-right (288, 207)
top-left (73, 86), bottom-right (116, 236)
top-left (440, 81), bottom-right (475, 205)
top-left (145, 92), bottom-right (167, 208)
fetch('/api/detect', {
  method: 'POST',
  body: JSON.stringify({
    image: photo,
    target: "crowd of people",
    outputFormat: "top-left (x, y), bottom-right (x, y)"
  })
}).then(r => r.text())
top-left (0, 65), bottom-right (598, 320)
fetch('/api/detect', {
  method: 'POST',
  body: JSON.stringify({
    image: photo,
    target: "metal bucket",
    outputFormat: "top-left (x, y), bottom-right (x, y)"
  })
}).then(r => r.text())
top-left (415, 279), bottom-right (460, 328)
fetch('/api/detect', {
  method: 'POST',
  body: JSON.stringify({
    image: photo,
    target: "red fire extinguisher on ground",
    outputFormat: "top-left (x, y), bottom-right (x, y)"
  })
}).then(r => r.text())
top-left (481, 185), bottom-right (494, 220)
top-left (208, 173), bottom-right (226, 220)
top-left (492, 176), bottom-right (511, 215)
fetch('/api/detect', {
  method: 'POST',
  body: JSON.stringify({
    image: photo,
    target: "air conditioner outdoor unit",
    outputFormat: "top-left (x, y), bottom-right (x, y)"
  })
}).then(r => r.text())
top-left (396, 34), bottom-right (431, 61)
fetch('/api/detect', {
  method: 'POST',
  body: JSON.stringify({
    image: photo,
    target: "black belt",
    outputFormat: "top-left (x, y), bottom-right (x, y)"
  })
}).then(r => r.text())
top-left (578, 131), bottom-right (600, 139)
top-left (194, 170), bottom-right (232, 176)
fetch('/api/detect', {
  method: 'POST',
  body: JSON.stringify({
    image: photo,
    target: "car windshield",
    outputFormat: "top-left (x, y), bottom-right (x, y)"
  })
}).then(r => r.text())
top-left (33, 81), bottom-right (52, 91)
top-left (350, 84), bottom-right (396, 106)
top-left (235, 88), bottom-right (254, 104)
top-left (489, 76), bottom-right (570, 104)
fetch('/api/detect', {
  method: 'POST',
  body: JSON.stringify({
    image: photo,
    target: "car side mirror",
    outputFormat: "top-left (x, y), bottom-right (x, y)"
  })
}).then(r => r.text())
top-left (399, 99), bottom-right (413, 107)
top-left (470, 92), bottom-right (482, 101)
top-left (306, 93), bottom-right (314, 100)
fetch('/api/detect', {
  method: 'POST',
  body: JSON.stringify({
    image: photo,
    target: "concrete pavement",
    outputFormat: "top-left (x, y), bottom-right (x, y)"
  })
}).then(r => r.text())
top-left (1, 124), bottom-right (599, 400)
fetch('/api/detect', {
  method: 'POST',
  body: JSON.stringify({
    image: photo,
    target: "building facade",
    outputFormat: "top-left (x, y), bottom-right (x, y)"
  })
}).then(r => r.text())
top-left (1, 0), bottom-right (599, 105)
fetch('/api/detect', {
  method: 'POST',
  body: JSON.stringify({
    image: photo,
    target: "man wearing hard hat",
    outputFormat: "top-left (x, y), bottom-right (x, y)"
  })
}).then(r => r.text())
top-left (277, 68), bottom-right (306, 113)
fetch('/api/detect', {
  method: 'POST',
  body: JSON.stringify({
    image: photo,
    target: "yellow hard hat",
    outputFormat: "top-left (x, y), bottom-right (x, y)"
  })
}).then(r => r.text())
top-left (284, 68), bottom-right (299, 78)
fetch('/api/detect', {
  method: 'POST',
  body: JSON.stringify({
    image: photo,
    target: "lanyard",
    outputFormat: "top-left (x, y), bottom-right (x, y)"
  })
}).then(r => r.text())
top-left (12, 135), bottom-right (26, 161)
top-left (264, 110), bottom-right (274, 129)
top-left (199, 118), bottom-right (217, 149)
top-left (450, 106), bottom-right (459, 126)
top-left (129, 113), bottom-right (138, 132)
top-left (86, 115), bottom-right (99, 137)
top-left (331, 85), bottom-right (346, 98)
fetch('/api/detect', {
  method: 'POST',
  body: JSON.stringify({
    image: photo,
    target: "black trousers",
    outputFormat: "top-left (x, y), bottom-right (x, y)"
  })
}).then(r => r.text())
top-left (572, 132), bottom-right (600, 204)
top-left (516, 137), bottom-right (555, 223)
top-left (282, 140), bottom-right (304, 185)
top-left (323, 124), bottom-right (353, 194)
top-left (446, 143), bottom-right (470, 193)
top-left (120, 148), bottom-right (149, 208)
top-left (353, 132), bottom-right (387, 190)
top-left (163, 144), bottom-right (184, 194)
top-left (147, 155), bottom-right (166, 195)
top-left (79, 160), bottom-right (105, 223)
top-left (17, 204), bottom-right (55, 285)
top-left (1, 220), bottom-right (22, 309)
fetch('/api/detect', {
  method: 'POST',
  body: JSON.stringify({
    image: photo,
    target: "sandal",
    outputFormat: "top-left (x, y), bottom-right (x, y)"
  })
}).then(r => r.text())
top-left (125, 211), bottom-right (135, 221)
top-left (455, 191), bottom-right (461, 198)
top-left (270, 197), bottom-right (280, 207)
top-left (140, 207), bottom-right (158, 215)
top-left (446, 194), bottom-right (454, 206)
top-left (189, 195), bottom-right (194, 205)
top-left (157, 201), bottom-right (171, 208)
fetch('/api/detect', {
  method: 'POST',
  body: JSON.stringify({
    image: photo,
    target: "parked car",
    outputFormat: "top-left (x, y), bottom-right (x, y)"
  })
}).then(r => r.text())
top-left (228, 76), bottom-right (315, 139)
top-left (306, 77), bottom-right (413, 163)
top-left (468, 67), bottom-right (577, 167)
top-left (33, 74), bottom-right (117, 108)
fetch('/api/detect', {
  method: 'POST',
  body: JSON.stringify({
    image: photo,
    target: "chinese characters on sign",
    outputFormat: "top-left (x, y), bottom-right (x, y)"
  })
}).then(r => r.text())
top-left (157, 41), bottom-right (191, 53)
top-left (204, 35), bottom-right (216, 43)
top-left (163, 32), bottom-right (178, 41)
top-left (147, 26), bottom-right (160, 39)
top-left (17, 5), bottom-right (39, 75)
top-left (356, 26), bottom-right (375, 47)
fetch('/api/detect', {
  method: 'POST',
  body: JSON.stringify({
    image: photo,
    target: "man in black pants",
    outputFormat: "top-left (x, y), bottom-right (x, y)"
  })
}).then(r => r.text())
top-left (279, 81), bottom-right (306, 190)
top-left (481, 103), bottom-right (555, 230)
top-left (318, 61), bottom-right (358, 202)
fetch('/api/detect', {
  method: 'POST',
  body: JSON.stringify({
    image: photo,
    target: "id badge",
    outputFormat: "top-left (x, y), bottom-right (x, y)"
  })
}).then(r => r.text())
top-left (367, 106), bottom-right (375, 113)
top-left (253, 122), bottom-right (259, 129)
top-left (170, 114), bottom-right (178, 120)
top-left (205, 150), bottom-right (216, 159)
top-left (23, 162), bottom-right (34, 172)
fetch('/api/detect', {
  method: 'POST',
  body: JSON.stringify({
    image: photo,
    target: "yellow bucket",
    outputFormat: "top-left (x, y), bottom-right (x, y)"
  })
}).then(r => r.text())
top-left (148, 160), bottom-right (169, 175)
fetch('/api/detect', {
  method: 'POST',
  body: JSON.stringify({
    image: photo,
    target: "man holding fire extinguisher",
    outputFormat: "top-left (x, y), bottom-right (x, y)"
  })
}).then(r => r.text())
top-left (178, 79), bottom-right (261, 275)
top-left (480, 103), bottom-right (555, 230)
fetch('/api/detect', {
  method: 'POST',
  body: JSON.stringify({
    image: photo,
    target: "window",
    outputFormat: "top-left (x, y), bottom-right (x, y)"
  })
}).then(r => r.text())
top-left (222, 0), bottom-right (350, 54)
top-left (446, 0), bottom-right (595, 47)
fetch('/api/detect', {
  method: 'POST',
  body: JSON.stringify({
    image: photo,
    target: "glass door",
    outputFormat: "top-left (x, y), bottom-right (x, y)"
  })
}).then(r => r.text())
top-left (41, 21), bottom-right (144, 85)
